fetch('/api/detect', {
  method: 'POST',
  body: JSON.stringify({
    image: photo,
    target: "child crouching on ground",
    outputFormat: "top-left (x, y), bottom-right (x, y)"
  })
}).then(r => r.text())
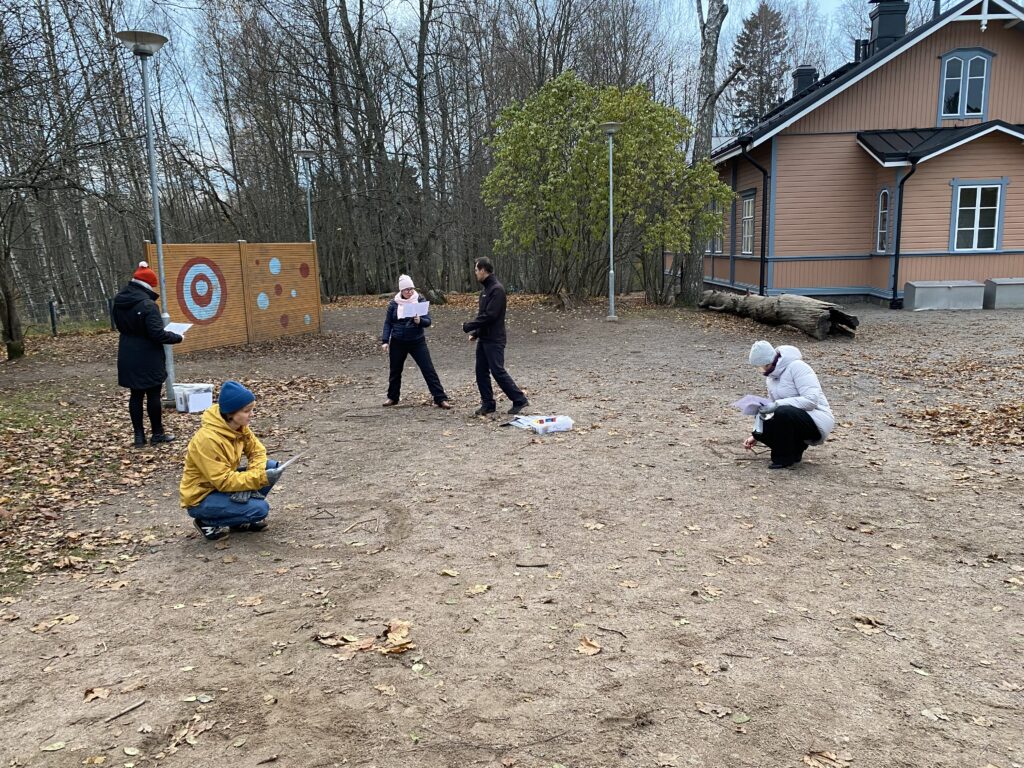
top-left (179, 380), bottom-right (287, 541)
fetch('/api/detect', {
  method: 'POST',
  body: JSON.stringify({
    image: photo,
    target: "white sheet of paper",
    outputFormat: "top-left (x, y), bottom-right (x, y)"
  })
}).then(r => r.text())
top-left (278, 451), bottom-right (309, 470)
top-left (397, 301), bottom-right (430, 319)
top-left (730, 394), bottom-right (772, 415)
top-left (165, 321), bottom-right (193, 336)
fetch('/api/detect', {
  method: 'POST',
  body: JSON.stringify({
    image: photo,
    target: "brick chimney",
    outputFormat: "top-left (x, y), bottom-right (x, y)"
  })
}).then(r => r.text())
top-left (868, 1), bottom-right (909, 56)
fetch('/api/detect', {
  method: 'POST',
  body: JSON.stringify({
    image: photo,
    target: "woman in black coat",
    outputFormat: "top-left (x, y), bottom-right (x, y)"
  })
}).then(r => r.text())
top-left (112, 262), bottom-right (183, 447)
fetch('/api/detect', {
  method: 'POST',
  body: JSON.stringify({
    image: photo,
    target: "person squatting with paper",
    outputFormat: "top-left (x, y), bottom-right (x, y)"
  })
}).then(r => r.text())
top-left (179, 381), bottom-right (291, 541)
top-left (743, 340), bottom-right (835, 470)
top-left (380, 274), bottom-right (452, 409)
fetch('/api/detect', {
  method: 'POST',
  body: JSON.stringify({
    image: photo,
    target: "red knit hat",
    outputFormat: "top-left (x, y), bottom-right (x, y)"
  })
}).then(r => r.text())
top-left (132, 261), bottom-right (159, 289)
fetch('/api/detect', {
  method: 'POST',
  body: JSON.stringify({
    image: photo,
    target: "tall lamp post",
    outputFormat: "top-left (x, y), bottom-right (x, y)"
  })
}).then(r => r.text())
top-left (296, 149), bottom-right (317, 242)
top-left (115, 29), bottom-right (176, 404)
top-left (598, 122), bottom-right (622, 322)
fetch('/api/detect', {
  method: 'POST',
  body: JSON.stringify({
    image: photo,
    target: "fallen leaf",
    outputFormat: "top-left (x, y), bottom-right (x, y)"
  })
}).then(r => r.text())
top-left (656, 754), bottom-right (678, 767)
top-left (576, 636), bottom-right (601, 656)
top-left (852, 615), bottom-right (885, 635)
top-left (732, 712), bottom-right (750, 724)
top-left (695, 702), bottom-right (730, 718)
top-left (40, 742), bottom-right (65, 752)
top-left (466, 584), bottom-right (490, 596)
top-left (921, 707), bottom-right (949, 722)
top-left (232, 737), bottom-right (247, 748)
top-left (374, 684), bottom-right (397, 696)
top-left (123, 747), bottom-right (140, 756)
top-left (84, 687), bottom-right (111, 702)
top-left (803, 752), bottom-right (852, 768)
top-left (237, 595), bottom-right (263, 607)
top-left (618, 580), bottom-right (639, 589)
top-left (83, 757), bottom-right (106, 765)
top-left (439, 569), bottom-right (459, 577)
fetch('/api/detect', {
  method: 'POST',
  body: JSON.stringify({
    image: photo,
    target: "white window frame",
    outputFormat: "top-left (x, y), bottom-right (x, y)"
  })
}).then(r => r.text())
top-left (952, 183), bottom-right (1001, 252)
top-left (705, 202), bottom-right (724, 254)
top-left (876, 189), bottom-right (890, 252)
top-left (740, 194), bottom-right (755, 255)
top-left (939, 49), bottom-right (993, 121)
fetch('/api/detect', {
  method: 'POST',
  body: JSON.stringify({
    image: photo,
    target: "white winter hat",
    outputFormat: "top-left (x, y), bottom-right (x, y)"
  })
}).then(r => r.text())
top-left (398, 274), bottom-right (415, 291)
top-left (748, 340), bottom-right (776, 366)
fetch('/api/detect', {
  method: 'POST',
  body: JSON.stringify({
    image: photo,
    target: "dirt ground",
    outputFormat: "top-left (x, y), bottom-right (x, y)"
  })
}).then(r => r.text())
top-left (1, 298), bottom-right (1022, 768)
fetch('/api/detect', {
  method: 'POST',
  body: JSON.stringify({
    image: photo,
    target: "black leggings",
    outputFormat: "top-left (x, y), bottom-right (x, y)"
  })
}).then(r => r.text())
top-left (129, 386), bottom-right (164, 435)
top-left (754, 405), bottom-right (821, 464)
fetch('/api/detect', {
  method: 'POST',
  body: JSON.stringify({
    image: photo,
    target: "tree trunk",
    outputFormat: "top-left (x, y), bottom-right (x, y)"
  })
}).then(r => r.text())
top-left (679, 0), bottom-right (730, 307)
top-left (699, 290), bottom-right (859, 339)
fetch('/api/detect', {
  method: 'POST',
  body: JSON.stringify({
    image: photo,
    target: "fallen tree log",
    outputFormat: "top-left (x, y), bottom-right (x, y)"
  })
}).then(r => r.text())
top-left (699, 290), bottom-right (859, 340)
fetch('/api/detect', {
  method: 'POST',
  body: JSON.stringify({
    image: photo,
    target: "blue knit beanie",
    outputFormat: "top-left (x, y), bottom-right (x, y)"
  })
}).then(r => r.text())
top-left (218, 380), bottom-right (255, 414)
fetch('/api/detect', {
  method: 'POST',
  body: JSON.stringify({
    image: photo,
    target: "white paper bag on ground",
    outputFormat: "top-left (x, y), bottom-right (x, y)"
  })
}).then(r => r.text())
top-left (508, 415), bottom-right (574, 434)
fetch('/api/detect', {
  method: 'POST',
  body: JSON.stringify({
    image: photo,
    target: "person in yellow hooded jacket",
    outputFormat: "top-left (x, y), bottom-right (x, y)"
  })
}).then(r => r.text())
top-left (180, 381), bottom-right (288, 540)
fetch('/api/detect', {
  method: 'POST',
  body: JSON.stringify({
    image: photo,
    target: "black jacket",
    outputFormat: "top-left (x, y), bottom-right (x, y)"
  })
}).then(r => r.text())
top-left (381, 300), bottom-right (432, 344)
top-left (462, 275), bottom-right (507, 344)
top-left (112, 281), bottom-right (182, 390)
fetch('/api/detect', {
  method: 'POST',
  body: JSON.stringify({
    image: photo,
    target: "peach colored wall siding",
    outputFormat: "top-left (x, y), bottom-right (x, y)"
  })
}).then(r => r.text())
top-left (773, 134), bottom-right (878, 260)
top-left (900, 254), bottom-right (1024, 282)
top-left (772, 259), bottom-right (871, 289)
top-left (731, 148), bottom-right (769, 258)
top-left (901, 132), bottom-right (1024, 253)
top-left (785, 23), bottom-right (1024, 134)
top-left (734, 259), bottom-right (761, 286)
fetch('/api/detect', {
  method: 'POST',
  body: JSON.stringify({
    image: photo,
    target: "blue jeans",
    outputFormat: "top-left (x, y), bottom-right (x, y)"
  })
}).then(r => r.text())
top-left (187, 460), bottom-right (279, 526)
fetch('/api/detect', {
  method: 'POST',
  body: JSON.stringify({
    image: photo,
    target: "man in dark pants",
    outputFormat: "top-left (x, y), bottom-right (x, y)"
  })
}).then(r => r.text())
top-left (462, 257), bottom-right (529, 416)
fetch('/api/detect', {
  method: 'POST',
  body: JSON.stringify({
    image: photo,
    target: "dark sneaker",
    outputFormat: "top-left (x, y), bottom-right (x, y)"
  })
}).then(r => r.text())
top-left (768, 461), bottom-right (795, 470)
top-left (230, 519), bottom-right (269, 533)
top-left (133, 432), bottom-right (147, 448)
top-left (382, 399), bottom-right (398, 407)
top-left (193, 518), bottom-right (228, 541)
top-left (434, 400), bottom-right (453, 410)
top-left (151, 433), bottom-right (175, 445)
top-left (474, 405), bottom-right (496, 416)
top-left (508, 401), bottom-right (529, 415)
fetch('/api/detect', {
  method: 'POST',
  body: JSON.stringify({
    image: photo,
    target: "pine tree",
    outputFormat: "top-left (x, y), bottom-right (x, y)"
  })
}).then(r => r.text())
top-left (727, 1), bottom-right (791, 131)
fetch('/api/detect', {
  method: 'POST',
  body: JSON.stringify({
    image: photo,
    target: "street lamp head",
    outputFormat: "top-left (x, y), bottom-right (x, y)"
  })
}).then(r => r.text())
top-left (115, 30), bottom-right (168, 57)
top-left (296, 148), bottom-right (318, 160)
top-left (598, 121), bottom-right (623, 136)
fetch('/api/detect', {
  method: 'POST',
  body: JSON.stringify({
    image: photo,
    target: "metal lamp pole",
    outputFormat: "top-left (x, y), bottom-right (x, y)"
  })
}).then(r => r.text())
top-left (297, 149), bottom-right (316, 241)
top-left (115, 30), bottom-right (176, 404)
top-left (598, 122), bottom-right (622, 321)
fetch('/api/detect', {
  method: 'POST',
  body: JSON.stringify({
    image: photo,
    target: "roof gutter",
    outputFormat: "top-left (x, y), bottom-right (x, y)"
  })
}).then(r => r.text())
top-left (890, 159), bottom-right (919, 309)
top-left (739, 137), bottom-right (770, 296)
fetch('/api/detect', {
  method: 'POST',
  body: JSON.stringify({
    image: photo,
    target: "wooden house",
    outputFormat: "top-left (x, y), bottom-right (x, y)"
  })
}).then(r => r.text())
top-left (707, 0), bottom-right (1024, 305)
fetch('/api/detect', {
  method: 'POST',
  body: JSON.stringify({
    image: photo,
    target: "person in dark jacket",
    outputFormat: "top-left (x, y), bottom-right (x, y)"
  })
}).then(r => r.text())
top-left (112, 261), bottom-right (183, 447)
top-left (462, 257), bottom-right (529, 416)
top-left (381, 274), bottom-right (452, 409)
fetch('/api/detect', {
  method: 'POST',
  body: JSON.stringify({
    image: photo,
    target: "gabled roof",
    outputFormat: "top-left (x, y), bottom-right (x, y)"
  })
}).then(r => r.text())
top-left (858, 120), bottom-right (1024, 166)
top-left (712, 0), bottom-right (1024, 163)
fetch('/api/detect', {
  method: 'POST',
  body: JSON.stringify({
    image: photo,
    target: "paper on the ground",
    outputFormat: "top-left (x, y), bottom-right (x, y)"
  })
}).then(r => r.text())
top-left (397, 301), bottom-right (430, 319)
top-left (731, 394), bottom-right (772, 415)
top-left (279, 451), bottom-right (309, 470)
top-left (165, 321), bottom-right (193, 336)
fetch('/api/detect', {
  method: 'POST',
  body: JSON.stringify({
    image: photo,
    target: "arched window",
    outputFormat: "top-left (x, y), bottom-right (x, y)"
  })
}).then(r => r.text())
top-left (940, 50), bottom-right (993, 120)
top-left (877, 190), bottom-right (890, 253)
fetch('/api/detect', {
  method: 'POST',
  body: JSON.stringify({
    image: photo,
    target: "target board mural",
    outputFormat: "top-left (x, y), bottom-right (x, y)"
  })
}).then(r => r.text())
top-left (146, 241), bottom-right (321, 354)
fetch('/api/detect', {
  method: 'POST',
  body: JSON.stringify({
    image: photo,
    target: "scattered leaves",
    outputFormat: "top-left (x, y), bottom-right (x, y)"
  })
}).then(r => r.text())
top-left (576, 636), bottom-right (602, 656)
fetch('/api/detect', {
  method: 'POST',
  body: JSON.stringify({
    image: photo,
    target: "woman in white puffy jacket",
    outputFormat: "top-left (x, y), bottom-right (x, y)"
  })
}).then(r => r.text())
top-left (743, 340), bottom-right (834, 469)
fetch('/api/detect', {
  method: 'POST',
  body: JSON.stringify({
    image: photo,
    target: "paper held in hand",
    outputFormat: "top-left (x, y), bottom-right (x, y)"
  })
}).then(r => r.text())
top-left (730, 394), bottom-right (772, 415)
top-left (278, 451), bottom-right (309, 471)
top-left (165, 321), bottom-right (193, 336)
top-left (397, 301), bottom-right (430, 319)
